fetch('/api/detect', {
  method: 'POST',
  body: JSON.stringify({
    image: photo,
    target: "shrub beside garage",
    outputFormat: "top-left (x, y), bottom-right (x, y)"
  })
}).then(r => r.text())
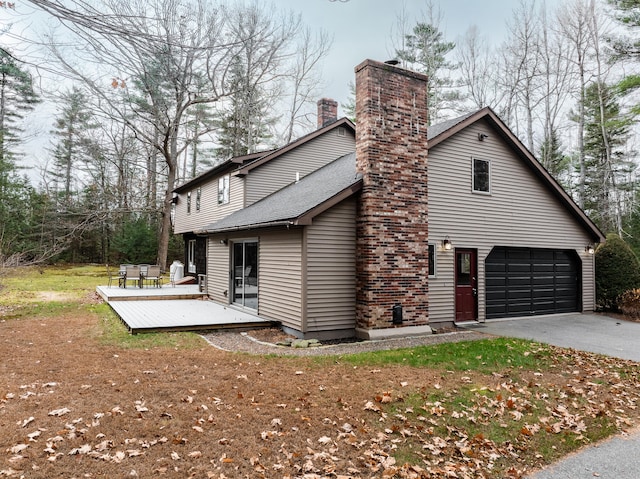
top-left (595, 233), bottom-right (640, 311)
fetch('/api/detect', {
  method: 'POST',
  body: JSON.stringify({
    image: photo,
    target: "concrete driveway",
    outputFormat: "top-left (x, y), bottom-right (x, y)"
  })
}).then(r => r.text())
top-left (463, 313), bottom-right (640, 479)
top-left (462, 313), bottom-right (640, 362)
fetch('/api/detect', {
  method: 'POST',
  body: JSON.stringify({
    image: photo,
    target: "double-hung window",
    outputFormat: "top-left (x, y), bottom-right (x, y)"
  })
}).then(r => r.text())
top-left (472, 158), bottom-right (491, 194)
top-left (218, 175), bottom-right (230, 205)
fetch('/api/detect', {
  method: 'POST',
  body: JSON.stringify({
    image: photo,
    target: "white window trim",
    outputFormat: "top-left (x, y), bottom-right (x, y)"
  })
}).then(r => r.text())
top-left (471, 157), bottom-right (491, 195)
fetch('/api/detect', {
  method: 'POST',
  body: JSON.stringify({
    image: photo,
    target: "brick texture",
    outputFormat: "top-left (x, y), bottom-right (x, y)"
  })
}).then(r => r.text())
top-left (317, 98), bottom-right (338, 129)
top-left (354, 59), bottom-right (429, 330)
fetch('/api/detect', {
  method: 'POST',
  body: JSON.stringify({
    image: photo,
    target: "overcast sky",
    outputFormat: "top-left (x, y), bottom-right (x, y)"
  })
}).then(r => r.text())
top-left (275, 0), bottom-right (560, 115)
top-left (2, 0), bottom-right (565, 180)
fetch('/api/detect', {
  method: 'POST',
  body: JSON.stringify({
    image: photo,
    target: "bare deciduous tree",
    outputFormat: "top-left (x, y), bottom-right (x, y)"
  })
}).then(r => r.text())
top-left (281, 27), bottom-right (332, 144)
top-left (27, 0), bottom-right (308, 270)
top-left (456, 25), bottom-right (501, 110)
top-left (557, 0), bottom-right (597, 208)
top-left (499, 0), bottom-right (544, 151)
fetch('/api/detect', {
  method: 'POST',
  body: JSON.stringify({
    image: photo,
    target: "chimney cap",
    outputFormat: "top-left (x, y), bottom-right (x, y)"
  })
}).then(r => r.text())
top-left (384, 59), bottom-right (400, 65)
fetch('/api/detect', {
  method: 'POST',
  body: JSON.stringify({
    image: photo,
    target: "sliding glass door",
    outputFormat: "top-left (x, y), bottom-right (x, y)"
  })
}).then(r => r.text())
top-left (232, 240), bottom-right (258, 309)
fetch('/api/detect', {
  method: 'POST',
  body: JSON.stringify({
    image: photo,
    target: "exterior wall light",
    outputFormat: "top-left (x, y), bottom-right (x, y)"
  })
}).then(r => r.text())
top-left (443, 236), bottom-right (452, 250)
top-left (585, 244), bottom-right (595, 254)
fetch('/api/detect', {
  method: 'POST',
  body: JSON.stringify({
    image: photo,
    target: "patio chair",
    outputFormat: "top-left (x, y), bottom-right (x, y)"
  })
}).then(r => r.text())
top-left (106, 264), bottom-right (124, 288)
top-left (145, 265), bottom-right (162, 288)
top-left (124, 265), bottom-right (141, 288)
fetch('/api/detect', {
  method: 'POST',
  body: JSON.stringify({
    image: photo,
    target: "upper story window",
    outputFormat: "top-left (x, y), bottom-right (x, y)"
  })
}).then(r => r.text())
top-left (218, 175), bottom-right (230, 205)
top-left (187, 191), bottom-right (192, 214)
top-left (196, 187), bottom-right (201, 212)
top-left (472, 158), bottom-right (491, 193)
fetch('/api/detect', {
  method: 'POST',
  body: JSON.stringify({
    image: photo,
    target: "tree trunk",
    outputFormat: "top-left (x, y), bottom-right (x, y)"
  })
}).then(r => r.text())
top-left (157, 161), bottom-right (175, 272)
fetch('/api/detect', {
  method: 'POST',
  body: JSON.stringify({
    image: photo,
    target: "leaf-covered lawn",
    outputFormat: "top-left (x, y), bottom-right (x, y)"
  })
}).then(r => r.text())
top-left (0, 266), bottom-right (639, 478)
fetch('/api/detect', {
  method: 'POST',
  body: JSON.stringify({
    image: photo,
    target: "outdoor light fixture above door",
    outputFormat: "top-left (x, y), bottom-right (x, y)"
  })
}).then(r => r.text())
top-left (585, 244), bottom-right (595, 254)
top-left (443, 236), bottom-right (452, 250)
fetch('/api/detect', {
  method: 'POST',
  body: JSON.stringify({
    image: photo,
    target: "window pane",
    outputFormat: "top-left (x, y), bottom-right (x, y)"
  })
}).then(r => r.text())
top-left (473, 159), bottom-right (490, 192)
top-left (457, 253), bottom-right (471, 285)
top-left (187, 192), bottom-right (191, 214)
top-left (218, 176), bottom-right (230, 204)
top-left (428, 244), bottom-right (435, 276)
top-left (188, 240), bottom-right (196, 273)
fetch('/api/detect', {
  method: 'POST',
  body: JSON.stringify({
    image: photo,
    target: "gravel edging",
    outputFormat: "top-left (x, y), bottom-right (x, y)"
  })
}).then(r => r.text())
top-left (200, 329), bottom-right (489, 356)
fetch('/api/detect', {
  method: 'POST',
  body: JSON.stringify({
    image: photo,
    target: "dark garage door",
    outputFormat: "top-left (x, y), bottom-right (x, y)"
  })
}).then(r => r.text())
top-left (485, 247), bottom-right (580, 319)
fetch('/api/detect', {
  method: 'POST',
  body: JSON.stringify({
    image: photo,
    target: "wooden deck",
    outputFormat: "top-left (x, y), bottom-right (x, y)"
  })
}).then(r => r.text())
top-left (96, 285), bottom-right (274, 334)
top-left (96, 284), bottom-right (206, 302)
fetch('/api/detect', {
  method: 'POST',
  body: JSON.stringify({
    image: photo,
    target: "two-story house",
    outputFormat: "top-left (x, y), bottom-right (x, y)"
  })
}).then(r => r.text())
top-left (172, 59), bottom-right (604, 340)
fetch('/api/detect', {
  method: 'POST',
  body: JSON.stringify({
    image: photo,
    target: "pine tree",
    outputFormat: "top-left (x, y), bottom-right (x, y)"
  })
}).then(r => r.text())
top-left (539, 129), bottom-right (571, 185)
top-left (609, 0), bottom-right (640, 115)
top-left (0, 48), bottom-right (39, 171)
top-left (48, 87), bottom-right (96, 205)
top-left (582, 81), bottom-right (634, 234)
top-left (340, 81), bottom-right (356, 123)
top-left (395, 21), bottom-right (459, 124)
top-left (0, 49), bottom-right (40, 263)
top-left (215, 58), bottom-right (276, 160)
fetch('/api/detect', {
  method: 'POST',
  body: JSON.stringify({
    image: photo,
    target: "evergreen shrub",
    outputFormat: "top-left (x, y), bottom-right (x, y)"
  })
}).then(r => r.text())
top-left (595, 233), bottom-right (640, 311)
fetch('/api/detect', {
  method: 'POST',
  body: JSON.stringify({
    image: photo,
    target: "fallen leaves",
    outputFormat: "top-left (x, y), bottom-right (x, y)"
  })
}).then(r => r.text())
top-left (48, 407), bottom-right (71, 417)
top-left (1, 324), bottom-right (639, 479)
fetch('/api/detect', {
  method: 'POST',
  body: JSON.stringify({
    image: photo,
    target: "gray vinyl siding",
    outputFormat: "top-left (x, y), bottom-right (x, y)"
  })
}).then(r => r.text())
top-left (207, 237), bottom-right (230, 304)
top-left (304, 197), bottom-right (357, 333)
top-left (428, 118), bottom-right (595, 325)
top-left (207, 228), bottom-right (303, 329)
top-left (258, 229), bottom-right (304, 329)
top-left (173, 175), bottom-right (245, 234)
top-left (244, 129), bottom-right (355, 206)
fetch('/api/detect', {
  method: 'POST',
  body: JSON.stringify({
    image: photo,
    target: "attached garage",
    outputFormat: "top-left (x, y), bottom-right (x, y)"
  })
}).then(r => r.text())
top-left (485, 247), bottom-right (581, 319)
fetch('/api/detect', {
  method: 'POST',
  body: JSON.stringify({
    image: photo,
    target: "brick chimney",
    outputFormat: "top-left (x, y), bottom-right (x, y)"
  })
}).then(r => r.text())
top-left (354, 59), bottom-right (429, 335)
top-left (317, 98), bottom-right (338, 129)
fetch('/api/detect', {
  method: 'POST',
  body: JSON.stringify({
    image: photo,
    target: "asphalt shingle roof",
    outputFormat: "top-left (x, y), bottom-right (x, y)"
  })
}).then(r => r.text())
top-left (203, 153), bottom-right (361, 233)
top-left (201, 110), bottom-right (482, 234)
top-left (427, 111), bottom-right (477, 140)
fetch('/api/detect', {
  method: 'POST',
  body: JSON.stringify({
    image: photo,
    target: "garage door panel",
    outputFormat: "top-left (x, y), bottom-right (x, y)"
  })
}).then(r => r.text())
top-left (533, 263), bottom-right (555, 272)
top-left (508, 279), bottom-right (533, 288)
top-left (486, 247), bottom-right (580, 319)
top-left (508, 290), bottom-right (535, 300)
top-left (532, 288), bottom-right (555, 297)
top-left (532, 275), bottom-right (555, 284)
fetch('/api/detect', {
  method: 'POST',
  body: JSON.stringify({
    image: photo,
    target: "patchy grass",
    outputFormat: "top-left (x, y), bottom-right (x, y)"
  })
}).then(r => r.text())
top-left (0, 265), bottom-right (638, 479)
top-left (334, 337), bottom-right (552, 372)
top-left (0, 265), bottom-right (106, 319)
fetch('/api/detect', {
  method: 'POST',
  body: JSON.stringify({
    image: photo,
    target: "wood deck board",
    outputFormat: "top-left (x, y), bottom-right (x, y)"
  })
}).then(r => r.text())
top-left (96, 285), bottom-right (205, 302)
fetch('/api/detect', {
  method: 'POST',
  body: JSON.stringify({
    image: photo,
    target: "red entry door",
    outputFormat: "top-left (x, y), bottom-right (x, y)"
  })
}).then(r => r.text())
top-left (455, 249), bottom-right (478, 322)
